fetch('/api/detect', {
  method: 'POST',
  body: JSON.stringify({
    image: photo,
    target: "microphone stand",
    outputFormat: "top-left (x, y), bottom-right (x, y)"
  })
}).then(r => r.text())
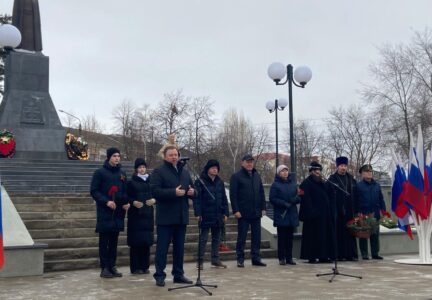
top-left (316, 175), bottom-right (362, 283)
top-left (168, 178), bottom-right (217, 295)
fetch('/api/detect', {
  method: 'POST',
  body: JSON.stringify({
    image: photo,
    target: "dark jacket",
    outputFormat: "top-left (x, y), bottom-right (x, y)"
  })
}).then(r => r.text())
top-left (355, 179), bottom-right (385, 219)
top-left (193, 172), bottom-right (229, 228)
top-left (269, 174), bottom-right (300, 227)
top-left (230, 167), bottom-right (266, 219)
top-left (90, 161), bottom-right (128, 233)
top-left (327, 172), bottom-right (357, 220)
top-left (150, 160), bottom-right (195, 226)
top-left (298, 175), bottom-right (332, 222)
top-left (126, 174), bottom-right (154, 247)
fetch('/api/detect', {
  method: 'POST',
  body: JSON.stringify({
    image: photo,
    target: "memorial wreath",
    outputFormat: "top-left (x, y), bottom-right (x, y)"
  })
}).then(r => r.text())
top-left (0, 129), bottom-right (16, 158)
top-left (65, 133), bottom-right (89, 160)
top-left (347, 213), bottom-right (378, 239)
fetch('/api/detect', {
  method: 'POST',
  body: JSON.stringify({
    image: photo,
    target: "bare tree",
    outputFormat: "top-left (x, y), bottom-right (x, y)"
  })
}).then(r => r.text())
top-left (112, 99), bottom-right (136, 159)
top-left (361, 28), bottom-right (432, 157)
top-left (325, 105), bottom-right (388, 175)
top-left (294, 119), bottom-right (323, 181)
top-left (153, 90), bottom-right (190, 147)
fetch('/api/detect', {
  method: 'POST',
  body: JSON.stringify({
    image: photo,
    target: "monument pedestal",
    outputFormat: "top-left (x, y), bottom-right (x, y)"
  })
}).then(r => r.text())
top-left (0, 186), bottom-right (46, 277)
top-left (0, 51), bottom-right (66, 160)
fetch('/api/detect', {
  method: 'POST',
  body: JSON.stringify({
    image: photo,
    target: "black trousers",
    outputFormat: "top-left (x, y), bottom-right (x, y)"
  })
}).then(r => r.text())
top-left (99, 231), bottom-right (119, 269)
top-left (277, 226), bottom-right (294, 261)
top-left (130, 246), bottom-right (150, 273)
top-left (236, 217), bottom-right (261, 263)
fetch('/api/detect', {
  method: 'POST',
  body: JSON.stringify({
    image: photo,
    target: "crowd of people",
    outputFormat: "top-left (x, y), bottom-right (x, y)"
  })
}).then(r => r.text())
top-left (90, 144), bottom-right (390, 286)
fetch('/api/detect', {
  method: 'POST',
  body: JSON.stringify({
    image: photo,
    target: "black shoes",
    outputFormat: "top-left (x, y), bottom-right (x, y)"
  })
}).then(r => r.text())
top-left (279, 259), bottom-right (286, 265)
top-left (372, 255), bottom-right (383, 260)
top-left (131, 269), bottom-right (149, 275)
top-left (155, 278), bottom-right (165, 287)
top-left (110, 267), bottom-right (122, 277)
top-left (211, 261), bottom-right (227, 268)
top-left (100, 268), bottom-right (114, 278)
top-left (286, 259), bottom-right (296, 265)
top-left (362, 256), bottom-right (369, 260)
top-left (237, 261), bottom-right (245, 268)
top-left (252, 259), bottom-right (267, 267)
top-left (173, 275), bottom-right (193, 284)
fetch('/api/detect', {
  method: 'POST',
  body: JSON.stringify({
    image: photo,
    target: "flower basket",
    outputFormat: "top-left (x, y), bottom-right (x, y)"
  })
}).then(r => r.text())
top-left (347, 213), bottom-right (378, 239)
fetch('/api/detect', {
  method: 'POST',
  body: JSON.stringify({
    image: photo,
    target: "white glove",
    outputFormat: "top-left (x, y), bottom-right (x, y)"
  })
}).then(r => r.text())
top-left (145, 198), bottom-right (156, 206)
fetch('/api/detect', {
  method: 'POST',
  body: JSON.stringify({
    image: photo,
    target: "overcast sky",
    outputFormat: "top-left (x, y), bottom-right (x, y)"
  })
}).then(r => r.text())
top-left (2, 0), bottom-right (432, 136)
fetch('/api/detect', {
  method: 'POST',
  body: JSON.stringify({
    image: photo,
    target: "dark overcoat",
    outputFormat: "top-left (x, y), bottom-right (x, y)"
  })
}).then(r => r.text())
top-left (150, 160), bottom-right (195, 226)
top-left (269, 174), bottom-right (299, 228)
top-left (126, 174), bottom-right (154, 247)
top-left (193, 173), bottom-right (229, 228)
top-left (229, 167), bottom-right (266, 219)
top-left (90, 161), bottom-right (128, 233)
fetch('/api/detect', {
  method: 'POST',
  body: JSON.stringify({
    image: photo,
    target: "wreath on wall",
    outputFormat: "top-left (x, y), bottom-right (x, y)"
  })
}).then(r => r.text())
top-left (65, 133), bottom-right (89, 160)
top-left (0, 129), bottom-right (16, 158)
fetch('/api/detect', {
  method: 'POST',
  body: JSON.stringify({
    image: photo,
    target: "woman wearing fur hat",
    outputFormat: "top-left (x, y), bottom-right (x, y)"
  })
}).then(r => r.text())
top-left (269, 165), bottom-right (300, 265)
top-left (126, 158), bottom-right (156, 275)
top-left (298, 161), bottom-right (335, 263)
top-left (193, 159), bottom-right (229, 269)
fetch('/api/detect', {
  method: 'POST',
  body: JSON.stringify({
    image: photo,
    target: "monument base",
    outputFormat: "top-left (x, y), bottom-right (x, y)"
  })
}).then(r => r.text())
top-left (0, 244), bottom-right (47, 277)
top-left (394, 258), bottom-right (432, 265)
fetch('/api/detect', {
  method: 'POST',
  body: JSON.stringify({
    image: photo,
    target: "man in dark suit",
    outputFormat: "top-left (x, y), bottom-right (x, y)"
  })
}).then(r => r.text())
top-left (150, 145), bottom-right (196, 287)
top-left (230, 154), bottom-right (267, 268)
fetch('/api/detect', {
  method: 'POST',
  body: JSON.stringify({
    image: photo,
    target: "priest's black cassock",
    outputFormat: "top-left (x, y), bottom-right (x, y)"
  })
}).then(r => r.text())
top-left (327, 172), bottom-right (359, 260)
top-left (299, 175), bottom-right (335, 262)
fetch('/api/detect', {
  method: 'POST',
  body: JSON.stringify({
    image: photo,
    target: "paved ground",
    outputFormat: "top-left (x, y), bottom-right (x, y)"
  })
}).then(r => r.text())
top-left (1, 255), bottom-right (432, 300)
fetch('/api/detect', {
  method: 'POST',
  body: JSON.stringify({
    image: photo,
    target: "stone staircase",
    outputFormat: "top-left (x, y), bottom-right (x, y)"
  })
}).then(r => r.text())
top-left (0, 159), bottom-right (277, 272)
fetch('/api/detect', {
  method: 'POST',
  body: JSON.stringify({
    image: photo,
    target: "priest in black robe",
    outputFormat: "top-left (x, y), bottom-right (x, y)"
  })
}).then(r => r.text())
top-left (327, 156), bottom-right (358, 261)
top-left (299, 161), bottom-right (335, 263)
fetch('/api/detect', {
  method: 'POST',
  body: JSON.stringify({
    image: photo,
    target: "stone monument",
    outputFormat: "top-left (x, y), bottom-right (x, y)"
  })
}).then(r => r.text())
top-left (0, 0), bottom-right (66, 160)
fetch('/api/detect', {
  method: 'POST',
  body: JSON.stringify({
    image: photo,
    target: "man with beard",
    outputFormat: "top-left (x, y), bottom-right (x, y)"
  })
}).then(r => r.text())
top-left (150, 145), bottom-right (196, 287)
top-left (299, 161), bottom-right (334, 263)
top-left (90, 147), bottom-right (130, 278)
top-left (327, 156), bottom-right (358, 261)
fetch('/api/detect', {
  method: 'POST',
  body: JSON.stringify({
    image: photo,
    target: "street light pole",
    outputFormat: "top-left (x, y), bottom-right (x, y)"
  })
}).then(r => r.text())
top-left (267, 62), bottom-right (312, 182)
top-left (266, 98), bottom-right (288, 173)
top-left (58, 109), bottom-right (82, 136)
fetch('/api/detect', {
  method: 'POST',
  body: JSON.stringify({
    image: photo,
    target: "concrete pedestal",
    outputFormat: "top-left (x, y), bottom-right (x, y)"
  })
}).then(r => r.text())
top-left (0, 186), bottom-right (46, 277)
top-left (0, 50), bottom-right (66, 160)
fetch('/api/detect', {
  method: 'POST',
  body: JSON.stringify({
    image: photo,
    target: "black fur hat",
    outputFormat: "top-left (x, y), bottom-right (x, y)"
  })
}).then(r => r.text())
top-left (204, 159), bottom-right (220, 174)
top-left (134, 158), bottom-right (147, 169)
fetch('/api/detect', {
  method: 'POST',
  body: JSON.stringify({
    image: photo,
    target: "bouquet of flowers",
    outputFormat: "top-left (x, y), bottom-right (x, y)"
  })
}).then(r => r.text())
top-left (347, 213), bottom-right (378, 239)
top-left (380, 217), bottom-right (397, 229)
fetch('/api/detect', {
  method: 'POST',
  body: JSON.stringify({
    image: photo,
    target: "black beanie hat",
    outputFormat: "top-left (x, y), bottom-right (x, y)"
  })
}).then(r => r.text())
top-left (204, 159), bottom-right (220, 174)
top-left (134, 158), bottom-right (147, 169)
top-left (106, 147), bottom-right (120, 160)
top-left (308, 161), bottom-right (323, 172)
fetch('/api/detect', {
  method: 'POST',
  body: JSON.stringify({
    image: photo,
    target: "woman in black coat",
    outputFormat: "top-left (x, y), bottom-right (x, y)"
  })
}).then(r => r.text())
top-left (298, 162), bottom-right (335, 263)
top-left (126, 158), bottom-right (155, 274)
top-left (269, 165), bottom-right (300, 265)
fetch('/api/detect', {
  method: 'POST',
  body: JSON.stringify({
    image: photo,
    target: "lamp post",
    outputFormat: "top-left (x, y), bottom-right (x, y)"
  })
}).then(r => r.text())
top-left (267, 62), bottom-right (312, 181)
top-left (265, 98), bottom-right (288, 172)
top-left (0, 24), bottom-right (22, 55)
top-left (58, 109), bottom-right (82, 136)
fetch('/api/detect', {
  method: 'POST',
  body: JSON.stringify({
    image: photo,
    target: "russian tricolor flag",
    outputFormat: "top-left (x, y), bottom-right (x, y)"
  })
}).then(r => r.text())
top-left (0, 178), bottom-right (4, 269)
top-left (391, 154), bottom-right (413, 239)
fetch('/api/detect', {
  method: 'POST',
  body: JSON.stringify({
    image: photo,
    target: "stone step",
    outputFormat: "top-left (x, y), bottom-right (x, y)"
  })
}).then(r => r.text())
top-left (28, 223), bottom-right (243, 239)
top-left (11, 195), bottom-right (92, 205)
top-left (23, 219), bottom-right (239, 232)
top-left (5, 185), bottom-right (90, 193)
top-left (43, 248), bottom-right (278, 272)
top-left (36, 231), bottom-right (250, 248)
top-left (15, 203), bottom-right (95, 212)
top-left (2, 175), bottom-right (93, 181)
top-left (44, 240), bottom-right (271, 261)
